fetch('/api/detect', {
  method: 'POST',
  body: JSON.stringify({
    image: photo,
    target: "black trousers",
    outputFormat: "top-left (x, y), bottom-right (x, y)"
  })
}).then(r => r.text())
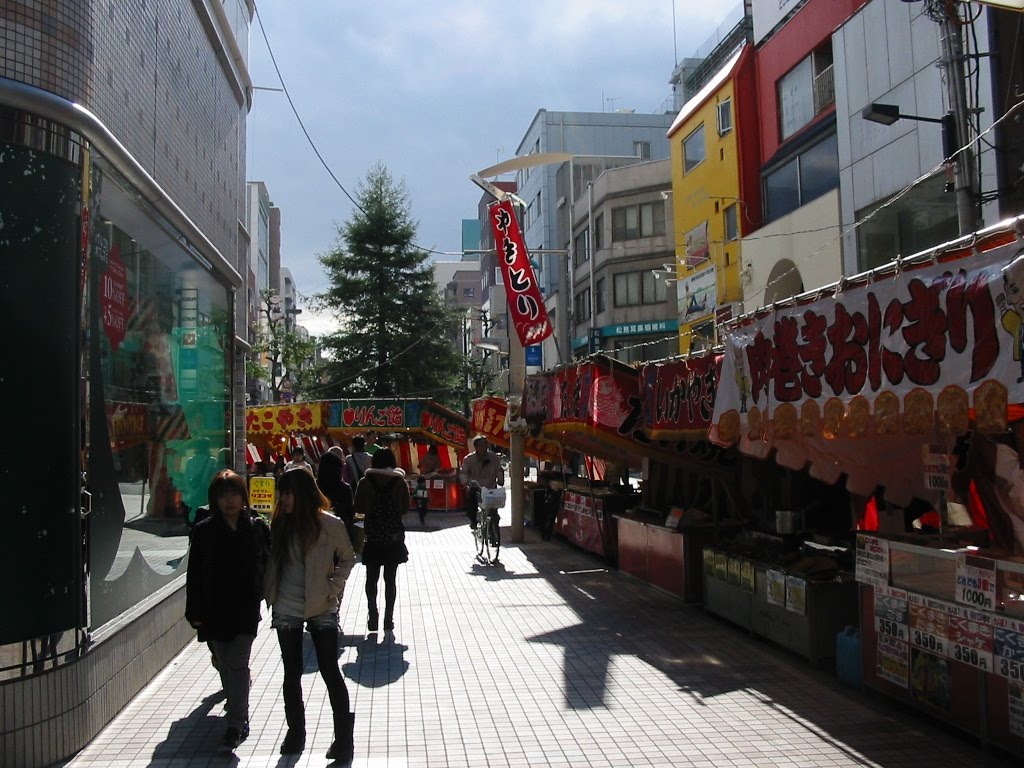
top-left (275, 622), bottom-right (350, 731)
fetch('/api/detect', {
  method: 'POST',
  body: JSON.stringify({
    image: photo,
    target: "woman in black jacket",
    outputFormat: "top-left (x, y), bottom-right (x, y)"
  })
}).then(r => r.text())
top-left (185, 470), bottom-right (270, 751)
top-left (316, 449), bottom-right (355, 542)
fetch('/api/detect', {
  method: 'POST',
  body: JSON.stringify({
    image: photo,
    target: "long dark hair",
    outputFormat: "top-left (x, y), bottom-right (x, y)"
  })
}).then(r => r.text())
top-left (316, 450), bottom-right (346, 505)
top-left (270, 467), bottom-right (329, 572)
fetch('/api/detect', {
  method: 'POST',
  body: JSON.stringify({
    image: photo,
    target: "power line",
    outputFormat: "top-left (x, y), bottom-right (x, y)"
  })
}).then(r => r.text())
top-left (251, 2), bottom-right (456, 259)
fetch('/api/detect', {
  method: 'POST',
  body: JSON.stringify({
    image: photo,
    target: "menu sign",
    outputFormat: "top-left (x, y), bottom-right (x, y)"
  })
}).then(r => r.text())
top-left (740, 560), bottom-right (755, 594)
top-left (994, 615), bottom-right (1024, 681)
top-left (786, 576), bottom-right (807, 615)
top-left (715, 552), bottom-right (728, 581)
top-left (947, 604), bottom-right (994, 672)
top-left (909, 593), bottom-right (950, 657)
top-left (855, 535), bottom-right (890, 587)
top-left (703, 548), bottom-right (716, 576)
top-left (766, 570), bottom-right (786, 607)
top-left (874, 586), bottom-right (909, 642)
top-left (727, 557), bottom-right (742, 587)
top-left (877, 634), bottom-right (910, 688)
top-left (955, 553), bottom-right (997, 612)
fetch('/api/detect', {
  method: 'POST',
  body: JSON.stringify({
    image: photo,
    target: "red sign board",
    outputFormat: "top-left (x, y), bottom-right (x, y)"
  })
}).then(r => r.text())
top-left (489, 199), bottom-right (553, 347)
top-left (101, 243), bottom-right (128, 351)
top-left (640, 355), bottom-right (720, 439)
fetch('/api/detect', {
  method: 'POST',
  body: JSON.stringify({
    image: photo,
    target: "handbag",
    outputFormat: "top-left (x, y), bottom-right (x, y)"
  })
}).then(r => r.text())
top-left (351, 519), bottom-right (365, 555)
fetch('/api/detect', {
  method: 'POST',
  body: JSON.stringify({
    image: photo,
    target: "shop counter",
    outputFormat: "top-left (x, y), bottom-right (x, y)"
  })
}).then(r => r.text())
top-left (616, 515), bottom-right (711, 601)
top-left (554, 488), bottom-right (638, 566)
top-left (701, 547), bottom-right (858, 666)
top-left (856, 538), bottom-right (1024, 757)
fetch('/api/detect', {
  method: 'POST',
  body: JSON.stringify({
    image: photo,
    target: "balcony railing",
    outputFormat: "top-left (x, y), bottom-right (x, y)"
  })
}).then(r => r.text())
top-left (813, 65), bottom-right (835, 114)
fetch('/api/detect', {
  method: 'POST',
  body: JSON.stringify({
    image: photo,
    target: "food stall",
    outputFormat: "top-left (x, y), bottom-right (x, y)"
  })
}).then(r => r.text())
top-left (708, 221), bottom-right (1024, 754)
top-left (245, 398), bottom-right (471, 511)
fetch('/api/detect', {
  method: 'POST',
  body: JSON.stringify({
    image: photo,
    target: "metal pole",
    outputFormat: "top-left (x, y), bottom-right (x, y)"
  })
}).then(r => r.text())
top-left (588, 182), bottom-right (596, 338)
top-left (565, 160), bottom-right (576, 362)
top-left (940, 13), bottom-right (978, 235)
top-left (509, 330), bottom-right (526, 544)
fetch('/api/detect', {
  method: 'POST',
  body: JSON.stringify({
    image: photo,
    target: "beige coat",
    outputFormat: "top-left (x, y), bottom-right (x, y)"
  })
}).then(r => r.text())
top-left (265, 511), bottom-right (356, 618)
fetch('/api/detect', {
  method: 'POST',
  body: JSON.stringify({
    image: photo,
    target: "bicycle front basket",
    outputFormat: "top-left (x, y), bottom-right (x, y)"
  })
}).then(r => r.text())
top-left (480, 487), bottom-right (506, 510)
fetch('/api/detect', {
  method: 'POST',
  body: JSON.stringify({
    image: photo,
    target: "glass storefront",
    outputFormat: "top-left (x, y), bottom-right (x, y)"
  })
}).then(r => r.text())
top-left (0, 107), bottom-right (235, 675)
top-left (86, 158), bottom-right (233, 627)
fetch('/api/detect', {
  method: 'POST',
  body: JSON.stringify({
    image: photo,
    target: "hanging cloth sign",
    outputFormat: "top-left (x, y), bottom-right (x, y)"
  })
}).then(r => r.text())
top-left (489, 198), bottom-right (553, 347)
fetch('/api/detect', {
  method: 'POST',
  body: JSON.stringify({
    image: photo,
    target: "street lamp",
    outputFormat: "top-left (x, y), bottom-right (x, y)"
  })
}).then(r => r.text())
top-left (861, 102), bottom-right (972, 234)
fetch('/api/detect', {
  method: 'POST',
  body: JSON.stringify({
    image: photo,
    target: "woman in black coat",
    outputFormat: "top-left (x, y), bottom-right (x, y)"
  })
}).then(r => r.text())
top-left (185, 470), bottom-right (270, 751)
top-left (317, 450), bottom-right (356, 542)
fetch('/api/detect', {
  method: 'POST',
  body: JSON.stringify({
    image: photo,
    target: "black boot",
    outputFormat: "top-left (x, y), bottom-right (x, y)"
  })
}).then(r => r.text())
top-left (326, 711), bottom-right (354, 762)
top-left (280, 701), bottom-right (305, 754)
top-left (367, 606), bottom-right (379, 632)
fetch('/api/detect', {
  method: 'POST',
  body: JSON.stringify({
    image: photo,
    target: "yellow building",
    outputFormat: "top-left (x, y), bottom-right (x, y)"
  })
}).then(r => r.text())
top-left (668, 46), bottom-right (757, 355)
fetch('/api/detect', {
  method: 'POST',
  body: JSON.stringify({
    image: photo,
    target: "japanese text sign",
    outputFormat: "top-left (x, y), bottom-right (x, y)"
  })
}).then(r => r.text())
top-left (489, 199), bottom-right (553, 347)
top-left (640, 355), bottom-right (720, 439)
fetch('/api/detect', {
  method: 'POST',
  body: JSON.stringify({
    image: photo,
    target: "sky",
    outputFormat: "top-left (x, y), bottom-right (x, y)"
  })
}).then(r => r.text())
top-left (245, 1), bottom-right (739, 337)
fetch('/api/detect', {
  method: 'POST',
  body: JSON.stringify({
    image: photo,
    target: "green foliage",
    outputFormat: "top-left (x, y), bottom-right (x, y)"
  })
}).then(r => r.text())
top-left (249, 289), bottom-right (319, 402)
top-left (315, 163), bottom-right (464, 408)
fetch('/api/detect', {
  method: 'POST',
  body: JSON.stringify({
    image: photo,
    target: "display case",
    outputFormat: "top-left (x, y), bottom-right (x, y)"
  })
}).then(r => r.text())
top-left (857, 537), bottom-right (1024, 757)
top-left (554, 487), bottom-right (638, 565)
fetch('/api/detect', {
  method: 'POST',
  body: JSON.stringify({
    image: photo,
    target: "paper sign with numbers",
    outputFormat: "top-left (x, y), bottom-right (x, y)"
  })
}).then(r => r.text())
top-left (875, 586), bottom-right (909, 642)
top-left (947, 604), bottom-right (994, 672)
top-left (994, 615), bottom-right (1024, 681)
top-left (909, 593), bottom-right (950, 657)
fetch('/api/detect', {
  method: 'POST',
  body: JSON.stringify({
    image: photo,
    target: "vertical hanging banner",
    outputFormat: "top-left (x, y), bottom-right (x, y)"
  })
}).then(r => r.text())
top-left (489, 199), bottom-right (553, 346)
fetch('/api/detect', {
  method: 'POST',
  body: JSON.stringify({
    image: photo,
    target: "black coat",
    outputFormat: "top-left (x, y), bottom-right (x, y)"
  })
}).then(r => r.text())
top-left (185, 511), bottom-right (270, 642)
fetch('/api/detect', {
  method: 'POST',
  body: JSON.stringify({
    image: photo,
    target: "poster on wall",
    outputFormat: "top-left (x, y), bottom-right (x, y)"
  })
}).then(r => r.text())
top-left (910, 648), bottom-right (951, 711)
top-left (679, 265), bottom-right (717, 322)
top-left (684, 220), bottom-right (709, 268)
top-left (785, 576), bottom-right (807, 615)
top-left (877, 633), bottom-right (910, 688)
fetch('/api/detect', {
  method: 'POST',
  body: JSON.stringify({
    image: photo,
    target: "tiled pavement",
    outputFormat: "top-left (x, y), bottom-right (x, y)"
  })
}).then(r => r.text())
top-left (60, 511), bottom-right (1015, 768)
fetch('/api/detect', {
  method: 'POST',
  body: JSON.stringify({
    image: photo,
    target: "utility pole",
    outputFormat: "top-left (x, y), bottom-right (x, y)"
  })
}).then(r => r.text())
top-left (940, 8), bottom-right (979, 235)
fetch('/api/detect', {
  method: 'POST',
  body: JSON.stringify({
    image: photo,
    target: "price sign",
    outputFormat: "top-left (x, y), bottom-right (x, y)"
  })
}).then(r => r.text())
top-left (909, 593), bottom-right (950, 657)
top-left (715, 552), bottom-right (728, 581)
top-left (703, 548), bottom-right (716, 576)
top-left (248, 476), bottom-right (275, 516)
top-left (855, 534), bottom-right (890, 587)
top-left (874, 586), bottom-right (909, 642)
top-left (740, 560), bottom-right (755, 594)
top-left (786, 576), bottom-right (807, 615)
top-left (947, 604), bottom-right (993, 672)
top-left (994, 616), bottom-right (1024, 681)
top-left (877, 633), bottom-right (910, 688)
top-left (922, 444), bottom-right (951, 492)
top-left (766, 570), bottom-right (786, 607)
top-left (955, 553), bottom-right (996, 611)
top-left (727, 557), bottom-right (742, 587)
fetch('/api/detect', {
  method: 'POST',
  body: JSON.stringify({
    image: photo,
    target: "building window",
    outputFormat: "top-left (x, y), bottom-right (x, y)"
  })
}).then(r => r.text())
top-left (595, 277), bottom-right (606, 313)
top-left (574, 288), bottom-right (591, 321)
top-left (717, 99), bottom-right (732, 136)
top-left (463, 286), bottom-right (475, 298)
top-left (611, 202), bottom-right (666, 242)
top-left (724, 203), bottom-right (738, 242)
top-left (778, 44), bottom-right (834, 141)
top-left (573, 229), bottom-right (590, 267)
top-left (762, 132), bottom-right (839, 224)
top-left (634, 140), bottom-right (651, 159)
top-left (613, 270), bottom-right (666, 307)
top-left (593, 213), bottom-right (604, 250)
top-left (683, 124), bottom-right (706, 173)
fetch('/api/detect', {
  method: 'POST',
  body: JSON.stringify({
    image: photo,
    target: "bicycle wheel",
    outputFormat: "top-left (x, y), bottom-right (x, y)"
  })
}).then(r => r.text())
top-left (488, 514), bottom-right (500, 562)
top-left (475, 510), bottom-right (487, 561)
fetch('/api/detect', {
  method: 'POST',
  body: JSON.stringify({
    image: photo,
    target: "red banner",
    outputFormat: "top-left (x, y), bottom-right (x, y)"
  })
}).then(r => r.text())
top-left (489, 199), bottom-right (553, 346)
top-left (471, 396), bottom-right (562, 462)
top-left (641, 355), bottom-right (720, 439)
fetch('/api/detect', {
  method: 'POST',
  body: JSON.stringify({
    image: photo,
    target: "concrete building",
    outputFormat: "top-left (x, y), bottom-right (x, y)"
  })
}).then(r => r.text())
top-left (509, 109), bottom-right (676, 364)
top-left (567, 159), bottom-right (679, 363)
top-left (0, 2), bottom-right (252, 765)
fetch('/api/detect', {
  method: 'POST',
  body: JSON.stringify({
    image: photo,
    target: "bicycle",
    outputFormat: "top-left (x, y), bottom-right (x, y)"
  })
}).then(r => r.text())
top-left (469, 482), bottom-right (503, 565)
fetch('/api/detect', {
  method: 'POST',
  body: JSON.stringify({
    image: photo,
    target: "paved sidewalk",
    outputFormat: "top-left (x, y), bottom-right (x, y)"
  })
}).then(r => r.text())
top-left (61, 512), bottom-right (1013, 768)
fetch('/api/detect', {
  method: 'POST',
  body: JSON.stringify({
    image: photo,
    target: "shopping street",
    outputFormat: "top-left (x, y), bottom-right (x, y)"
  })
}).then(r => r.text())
top-left (57, 508), bottom-right (1014, 768)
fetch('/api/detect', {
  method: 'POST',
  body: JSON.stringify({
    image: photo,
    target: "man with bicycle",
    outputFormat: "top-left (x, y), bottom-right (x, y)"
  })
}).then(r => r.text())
top-left (459, 435), bottom-right (504, 531)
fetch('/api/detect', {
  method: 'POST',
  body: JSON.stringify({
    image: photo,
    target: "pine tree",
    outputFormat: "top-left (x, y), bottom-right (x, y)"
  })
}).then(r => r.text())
top-left (316, 163), bottom-right (464, 406)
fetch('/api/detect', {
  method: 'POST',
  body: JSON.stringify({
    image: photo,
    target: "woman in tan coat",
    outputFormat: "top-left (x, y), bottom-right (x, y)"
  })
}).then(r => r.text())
top-left (265, 467), bottom-right (356, 761)
top-left (353, 448), bottom-right (410, 632)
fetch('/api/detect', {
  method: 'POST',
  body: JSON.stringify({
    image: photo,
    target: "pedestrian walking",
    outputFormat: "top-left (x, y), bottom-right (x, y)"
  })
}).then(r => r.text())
top-left (264, 467), bottom-right (357, 761)
top-left (184, 470), bottom-right (270, 750)
top-left (317, 449), bottom-right (356, 543)
top-left (345, 435), bottom-right (372, 484)
top-left (353, 448), bottom-right (410, 632)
